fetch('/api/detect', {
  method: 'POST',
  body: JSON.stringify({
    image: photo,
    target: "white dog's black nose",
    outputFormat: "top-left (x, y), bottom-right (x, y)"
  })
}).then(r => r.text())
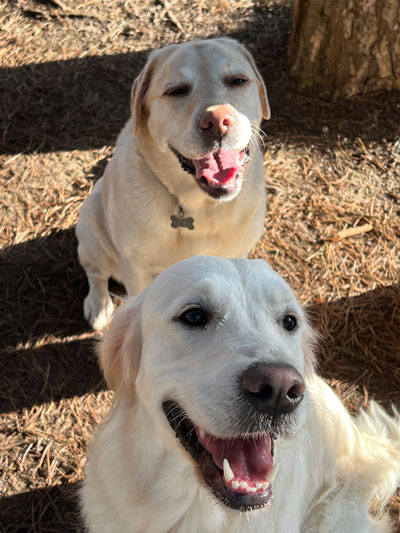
top-left (242, 364), bottom-right (305, 417)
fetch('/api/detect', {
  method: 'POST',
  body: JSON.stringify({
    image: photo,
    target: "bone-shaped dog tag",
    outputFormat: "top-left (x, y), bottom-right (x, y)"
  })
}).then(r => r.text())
top-left (170, 206), bottom-right (195, 230)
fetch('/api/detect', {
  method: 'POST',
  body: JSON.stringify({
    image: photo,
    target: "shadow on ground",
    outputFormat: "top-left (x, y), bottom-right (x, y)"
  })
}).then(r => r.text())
top-left (1, 229), bottom-right (88, 345)
top-left (308, 283), bottom-right (400, 408)
top-left (0, 229), bottom-right (106, 414)
top-left (0, 482), bottom-right (83, 533)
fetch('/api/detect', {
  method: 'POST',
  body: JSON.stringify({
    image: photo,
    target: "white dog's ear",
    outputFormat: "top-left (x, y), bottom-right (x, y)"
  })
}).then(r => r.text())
top-left (99, 291), bottom-right (146, 393)
top-left (130, 57), bottom-right (157, 136)
top-left (301, 315), bottom-right (318, 376)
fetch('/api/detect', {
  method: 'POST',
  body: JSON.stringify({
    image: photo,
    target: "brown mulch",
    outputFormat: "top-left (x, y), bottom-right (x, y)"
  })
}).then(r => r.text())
top-left (1, 0), bottom-right (399, 530)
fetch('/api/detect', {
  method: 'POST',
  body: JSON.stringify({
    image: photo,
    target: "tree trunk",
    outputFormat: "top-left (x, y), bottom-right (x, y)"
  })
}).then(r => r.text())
top-left (288, 0), bottom-right (400, 101)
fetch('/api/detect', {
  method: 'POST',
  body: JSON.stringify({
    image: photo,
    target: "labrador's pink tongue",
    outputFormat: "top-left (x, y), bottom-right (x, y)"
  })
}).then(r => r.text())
top-left (197, 430), bottom-right (273, 482)
top-left (193, 148), bottom-right (242, 185)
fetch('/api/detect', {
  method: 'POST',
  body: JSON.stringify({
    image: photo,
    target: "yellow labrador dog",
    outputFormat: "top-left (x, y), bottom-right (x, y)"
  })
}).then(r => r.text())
top-left (76, 38), bottom-right (270, 330)
top-left (82, 257), bottom-right (400, 533)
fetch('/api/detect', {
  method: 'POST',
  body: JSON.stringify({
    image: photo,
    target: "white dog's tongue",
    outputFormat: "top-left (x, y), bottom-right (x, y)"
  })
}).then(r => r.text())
top-left (193, 148), bottom-right (242, 185)
top-left (197, 429), bottom-right (273, 483)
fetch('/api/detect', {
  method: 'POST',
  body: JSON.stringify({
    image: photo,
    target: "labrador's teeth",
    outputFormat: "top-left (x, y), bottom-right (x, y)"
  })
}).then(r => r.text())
top-left (246, 486), bottom-right (257, 493)
top-left (231, 480), bottom-right (240, 490)
top-left (223, 458), bottom-right (234, 483)
top-left (239, 481), bottom-right (248, 489)
top-left (266, 463), bottom-right (279, 483)
top-left (256, 483), bottom-right (263, 490)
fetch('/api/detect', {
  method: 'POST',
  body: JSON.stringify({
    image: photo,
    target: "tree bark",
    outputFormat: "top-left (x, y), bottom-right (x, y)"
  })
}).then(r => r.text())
top-left (288, 0), bottom-right (400, 101)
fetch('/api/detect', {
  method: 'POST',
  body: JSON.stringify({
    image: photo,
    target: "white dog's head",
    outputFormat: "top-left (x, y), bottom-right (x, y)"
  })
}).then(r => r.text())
top-left (131, 38), bottom-right (270, 203)
top-left (100, 257), bottom-right (316, 512)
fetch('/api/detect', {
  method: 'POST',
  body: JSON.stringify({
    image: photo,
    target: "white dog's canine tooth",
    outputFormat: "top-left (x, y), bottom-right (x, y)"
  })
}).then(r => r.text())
top-left (231, 480), bottom-right (240, 490)
top-left (199, 428), bottom-right (205, 439)
top-left (266, 463), bottom-right (279, 483)
top-left (262, 482), bottom-right (269, 491)
top-left (239, 481), bottom-right (248, 489)
top-left (223, 458), bottom-right (234, 483)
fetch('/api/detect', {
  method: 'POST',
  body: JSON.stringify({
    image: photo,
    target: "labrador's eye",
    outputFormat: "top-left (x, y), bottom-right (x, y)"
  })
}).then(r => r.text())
top-left (164, 86), bottom-right (190, 97)
top-left (179, 308), bottom-right (209, 328)
top-left (282, 315), bottom-right (297, 332)
top-left (228, 77), bottom-right (249, 87)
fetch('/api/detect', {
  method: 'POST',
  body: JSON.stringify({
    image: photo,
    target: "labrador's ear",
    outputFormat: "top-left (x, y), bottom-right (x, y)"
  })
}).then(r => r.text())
top-left (241, 48), bottom-right (271, 120)
top-left (223, 38), bottom-right (271, 120)
top-left (99, 290), bottom-right (147, 394)
top-left (130, 55), bottom-right (157, 136)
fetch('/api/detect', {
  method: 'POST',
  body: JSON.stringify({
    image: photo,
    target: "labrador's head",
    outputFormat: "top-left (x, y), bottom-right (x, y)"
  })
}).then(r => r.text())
top-left (131, 38), bottom-right (270, 202)
top-left (100, 257), bottom-right (315, 512)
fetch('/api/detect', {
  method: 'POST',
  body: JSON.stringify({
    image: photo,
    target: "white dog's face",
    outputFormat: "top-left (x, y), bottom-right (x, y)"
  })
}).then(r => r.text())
top-left (101, 257), bottom-right (315, 512)
top-left (131, 38), bottom-right (270, 202)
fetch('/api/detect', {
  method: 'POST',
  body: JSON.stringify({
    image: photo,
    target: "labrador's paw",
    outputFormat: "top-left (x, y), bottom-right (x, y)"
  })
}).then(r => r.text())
top-left (84, 291), bottom-right (114, 331)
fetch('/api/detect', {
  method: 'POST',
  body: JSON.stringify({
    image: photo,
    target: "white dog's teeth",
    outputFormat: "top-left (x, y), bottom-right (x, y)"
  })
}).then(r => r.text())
top-left (231, 480), bottom-right (240, 490)
top-left (239, 481), bottom-right (248, 489)
top-left (256, 482), bottom-right (263, 490)
top-left (223, 458), bottom-right (234, 483)
top-left (198, 428), bottom-right (205, 439)
top-left (266, 463), bottom-right (279, 483)
top-left (246, 486), bottom-right (257, 493)
top-left (262, 481), bottom-right (269, 491)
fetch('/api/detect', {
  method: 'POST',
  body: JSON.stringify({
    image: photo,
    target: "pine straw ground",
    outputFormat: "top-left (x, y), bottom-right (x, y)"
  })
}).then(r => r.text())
top-left (0, 0), bottom-right (399, 531)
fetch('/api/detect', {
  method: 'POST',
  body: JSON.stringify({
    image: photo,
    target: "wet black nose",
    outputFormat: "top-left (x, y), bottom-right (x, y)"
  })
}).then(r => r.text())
top-left (242, 363), bottom-right (305, 417)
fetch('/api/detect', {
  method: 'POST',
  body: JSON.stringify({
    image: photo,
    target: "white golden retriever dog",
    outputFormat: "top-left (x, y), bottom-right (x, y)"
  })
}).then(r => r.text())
top-left (76, 38), bottom-right (270, 330)
top-left (82, 257), bottom-right (400, 533)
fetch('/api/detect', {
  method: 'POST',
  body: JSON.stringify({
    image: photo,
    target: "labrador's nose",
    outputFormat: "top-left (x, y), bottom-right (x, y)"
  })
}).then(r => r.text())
top-left (199, 105), bottom-right (234, 140)
top-left (242, 363), bottom-right (305, 418)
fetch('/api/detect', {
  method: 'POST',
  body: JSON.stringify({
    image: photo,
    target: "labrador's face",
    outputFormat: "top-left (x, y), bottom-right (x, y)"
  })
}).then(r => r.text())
top-left (101, 257), bottom-right (315, 512)
top-left (132, 39), bottom-right (270, 202)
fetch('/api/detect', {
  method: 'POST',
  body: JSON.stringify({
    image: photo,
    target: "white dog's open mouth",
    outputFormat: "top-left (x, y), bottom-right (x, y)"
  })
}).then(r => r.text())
top-left (163, 400), bottom-right (276, 511)
top-left (170, 146), bottom-right (250, 199)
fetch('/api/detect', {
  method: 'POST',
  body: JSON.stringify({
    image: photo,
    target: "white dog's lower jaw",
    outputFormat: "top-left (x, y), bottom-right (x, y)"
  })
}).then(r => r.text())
top-left (163, 400), bottom-right (276, 511)
top-left (170, 146), bottom-right (250, 201)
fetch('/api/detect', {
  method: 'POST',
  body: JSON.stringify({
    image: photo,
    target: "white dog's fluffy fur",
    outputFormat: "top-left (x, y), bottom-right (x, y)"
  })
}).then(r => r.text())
top-left (81, 257), bottom-right (400, 532)
top-left (76, 38), bottom-right (270, 330)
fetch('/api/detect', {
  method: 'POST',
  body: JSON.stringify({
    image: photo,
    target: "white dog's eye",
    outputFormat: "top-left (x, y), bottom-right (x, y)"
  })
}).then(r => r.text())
top-left (282, 315), bottom-right (297, 332)
top-left (179, 308), bottom-right (209, 328)
top-left (164, 85), bottom-right (190, 97)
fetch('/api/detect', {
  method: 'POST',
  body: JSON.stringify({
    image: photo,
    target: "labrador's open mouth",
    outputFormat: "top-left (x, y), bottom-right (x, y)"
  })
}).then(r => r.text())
top-left (171, 146), bottom-right (250, 200)
top-left (162, 400), bottom-right (276, 511)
